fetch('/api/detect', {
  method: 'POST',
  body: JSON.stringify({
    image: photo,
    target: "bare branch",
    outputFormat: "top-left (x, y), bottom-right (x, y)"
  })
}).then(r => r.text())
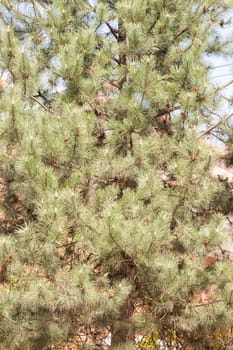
top-left (174, 27), bottom-right (188, 40)
top-left (200, 111), bottom-right (233, 137)
top-left (214, 79), bottom-right (233, 93)
top-left (30, 95), bottom-right (52, 113)
top-left (105, 22), bottom-right (118, 40)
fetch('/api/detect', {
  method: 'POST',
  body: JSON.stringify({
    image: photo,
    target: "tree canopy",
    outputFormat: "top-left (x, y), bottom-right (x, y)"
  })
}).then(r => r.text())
top-left (0, 1), bottom-right (233, 349)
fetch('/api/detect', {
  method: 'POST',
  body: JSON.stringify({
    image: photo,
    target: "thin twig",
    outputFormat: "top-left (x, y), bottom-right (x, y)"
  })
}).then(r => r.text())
top-left (191, 299), bottom-right (224, 308)
top-left (200, 111), bottom-right (233, 137)
top-left (108, 217), bottom-right (123, 251)
top-left (214, 79), bottom-right (233, 93)
top-left (105, 22), bottom-right (118, 40)
top-left (219, 94), bottom-right (233, 102)
top-left (174, 27), bottom-right (188, 40)
top-left (204, 108), bottom-right (222, 119)
top-left (147, 19), bottom-right (157, 34)
top-left (0, 314), bottom-right (36, 334)
top-left (87, 101), bottom-right (111, 118)
top-left (30, 95), bottom-right (53, 113)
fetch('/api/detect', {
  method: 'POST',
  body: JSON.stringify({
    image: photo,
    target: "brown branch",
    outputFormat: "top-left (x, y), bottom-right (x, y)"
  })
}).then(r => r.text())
top-left (200, 111), bottom-right (233, 137)
top-left (147, 19), bottom-right (157, 33)
top-left (210, 8), bottom-right (226, 22)
top-left (108, 217), bottom-right (123, 251)
top-left (214, 79), bottom-right (233, 93)
top-left (203, 78), bottom-right (233, 100)
top-left (219, 93), bottom-right (233, 102)
top-left (78, 215), bottom-right (101, 236)
top-left (0, 314), bottom-right (36, 334)
top-left (9, 5), bottom-right (44, 27)
top-left (146, 238), bottom-right (155, 256)
top-left (32, 0), bottom-right (42, 20)
top-left (204, 108), bottom-right (222, 119)
top-left (170, 196), bottom-right (185, 230)
top-left (174, 27), bottom-right (188, 40)
top-left (103, 79), bottom-right (120, 90)
top-left (113, 57), bottom-right (121, 65)
top-left (87, 101), bottom-right (111, 118)
top-left (191, 299), bottom-right (224, 308)
top-left (30, 95), bottom-right (52, 113)
top-left (105, 22), bottom-right (118, 40)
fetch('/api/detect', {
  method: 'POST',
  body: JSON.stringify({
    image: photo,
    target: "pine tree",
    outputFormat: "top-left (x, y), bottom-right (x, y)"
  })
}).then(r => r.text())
top-left (0, 1), bottom-right (233, 349)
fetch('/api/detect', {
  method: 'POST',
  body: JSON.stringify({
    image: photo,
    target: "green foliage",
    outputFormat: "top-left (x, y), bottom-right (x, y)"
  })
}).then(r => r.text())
top-left (0, 1), bottom-right (232, 349)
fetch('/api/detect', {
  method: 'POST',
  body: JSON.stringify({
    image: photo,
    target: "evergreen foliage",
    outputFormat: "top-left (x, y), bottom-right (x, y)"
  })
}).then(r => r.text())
top-left (0, 1), bottom-right (233, 349)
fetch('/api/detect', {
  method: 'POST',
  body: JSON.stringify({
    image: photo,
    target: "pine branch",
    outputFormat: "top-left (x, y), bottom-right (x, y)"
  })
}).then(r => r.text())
top-left (105, 22), bottom-right (118, 40)
top-left (0, 314), bottom-right (36, 334)
top-left (214, 79), bottom-right (233, 93)
top-left (200, 111), bottom-right (233, 137)
top-left (108, 217), bottom-right (123, 251)
top-left (191, 299), bottom-right (224, 308)
top-left (174, 27), bottom-right (189, 40)
top-left (78, 215), bottom-right (101, 236)
top-left (204, 108), bottom-right (222, 119)
top-left (147, 19), bottom-right (158, 33)
top-left (170, 196), bottom-right (185, 230)
top-left (30, 95), bottom-right (53, 113)
top-left (220, 94), bottom-right (233, 102)
top-left (87, 101), bottom-right (111, 118)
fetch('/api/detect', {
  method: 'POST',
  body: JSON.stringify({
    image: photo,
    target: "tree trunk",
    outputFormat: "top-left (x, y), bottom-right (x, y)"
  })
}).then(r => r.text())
top-left (118, 19), bottom-right (130, 88)
top-left (111, 294), bottom-right (135, 347)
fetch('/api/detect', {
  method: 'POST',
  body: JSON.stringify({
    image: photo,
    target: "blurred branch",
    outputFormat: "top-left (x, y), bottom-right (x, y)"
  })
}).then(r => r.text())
top-left (30, 95), bottom-right (53, 113)
top-left (214, 79), bottom-right (233, 93)
top-left (200, 111), bottom-right (233, 137)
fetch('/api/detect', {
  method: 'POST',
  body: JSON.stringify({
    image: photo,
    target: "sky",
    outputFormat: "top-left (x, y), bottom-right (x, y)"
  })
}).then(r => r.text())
top-left (205, 9), bottom-right (233, 111)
